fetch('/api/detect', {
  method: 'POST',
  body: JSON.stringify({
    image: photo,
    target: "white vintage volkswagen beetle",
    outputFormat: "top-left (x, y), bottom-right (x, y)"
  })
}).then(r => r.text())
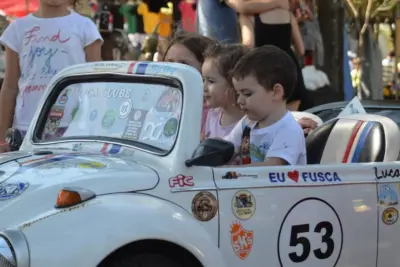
top-left (1, 61), bottom-right (400, 267)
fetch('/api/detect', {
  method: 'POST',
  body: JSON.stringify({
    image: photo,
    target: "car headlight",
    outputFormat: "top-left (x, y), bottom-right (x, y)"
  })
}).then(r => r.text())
top-left (0, 236), bottom-right (16, 267)
top-left (0, 229), bottom-right (29, 267)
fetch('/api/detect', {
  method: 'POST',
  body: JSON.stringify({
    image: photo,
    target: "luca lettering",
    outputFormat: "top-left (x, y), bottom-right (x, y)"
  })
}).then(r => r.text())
top-left (374, 167), bottom-right (400, 180)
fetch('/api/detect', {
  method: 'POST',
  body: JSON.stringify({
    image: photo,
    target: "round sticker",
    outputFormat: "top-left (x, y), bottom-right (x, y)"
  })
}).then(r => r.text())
top-left (0, 182), bottom-right (29, 201)
top-left (76, 162), bottom-right (105, 169)
top-left (191, 191), bottom-right (218, 222)
top-left (163, 118), bottom-right (178, 137)
top-left (232, 190), bottom-right (256, 220)
top-left (277, 198), bottom-right (343, 267)
top-left (101, 109), bottom-right (117, 129)
top-left (119, 99), bottom-right (132, 119)
top-left (382, 207), bottom-right (398, 225)
top-left (90, 110), bottom-right (98, 121)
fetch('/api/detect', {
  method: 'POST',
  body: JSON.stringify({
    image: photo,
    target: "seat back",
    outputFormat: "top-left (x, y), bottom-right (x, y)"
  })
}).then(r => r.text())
top-left (306, 114), bottom-right (400, 164)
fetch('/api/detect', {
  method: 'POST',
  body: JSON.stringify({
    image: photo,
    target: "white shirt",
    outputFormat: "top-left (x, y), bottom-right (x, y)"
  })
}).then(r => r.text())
top-left (224, 112), bottom-right (307, 165)
top-left (0, 11), bottom-right (102, 131)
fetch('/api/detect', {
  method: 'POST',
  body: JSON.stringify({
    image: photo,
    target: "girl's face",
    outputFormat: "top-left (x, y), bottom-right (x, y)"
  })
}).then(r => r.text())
top-left (202, 58), bottom-right (234, 109)
top-left (164, 44), bottom-right (202, 72)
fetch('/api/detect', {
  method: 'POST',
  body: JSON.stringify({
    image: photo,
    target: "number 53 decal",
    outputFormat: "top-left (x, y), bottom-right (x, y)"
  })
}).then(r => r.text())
top-left (289, 221), bottom-right (334, 262)
top-left (277, 198), bottom-right (343, 267)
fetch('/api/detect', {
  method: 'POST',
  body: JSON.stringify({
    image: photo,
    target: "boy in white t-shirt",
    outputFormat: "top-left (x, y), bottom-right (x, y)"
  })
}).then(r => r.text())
top-left (224, 45), bottom-right (306, 166)
top-left (0, 0), bottom-right (102, 152)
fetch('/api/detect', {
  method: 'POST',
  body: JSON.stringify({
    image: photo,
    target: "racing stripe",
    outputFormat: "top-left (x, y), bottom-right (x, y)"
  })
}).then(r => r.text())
top-left (350, 121), bottom-right (375, 162)
top-left (127, 62), bottom-right (136, 74)
top-left (342, 121), bottom-right (364, 163)
top-left (136, 62), bottom-right (149, 74)
top-left (17, 155), bottom-right (79, 174)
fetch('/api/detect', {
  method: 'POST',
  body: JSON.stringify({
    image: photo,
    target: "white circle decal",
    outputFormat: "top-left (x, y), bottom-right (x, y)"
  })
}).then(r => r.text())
top-left (119, 99), bottom-right (132, 119)
top-left (277, 198), bottom-right (343, 267)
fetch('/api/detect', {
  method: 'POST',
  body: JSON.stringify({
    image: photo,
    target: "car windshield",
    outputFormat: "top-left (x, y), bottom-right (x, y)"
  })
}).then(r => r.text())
top-left (38, 80), bottom-right (182, 153)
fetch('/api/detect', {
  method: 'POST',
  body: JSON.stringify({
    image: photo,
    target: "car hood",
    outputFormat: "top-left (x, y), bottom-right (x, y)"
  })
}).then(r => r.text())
top-left (0, 152), bottom-right (159, 229)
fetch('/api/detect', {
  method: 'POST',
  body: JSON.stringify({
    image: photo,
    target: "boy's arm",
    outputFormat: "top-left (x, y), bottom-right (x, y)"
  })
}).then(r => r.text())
top-left (225, 0), bottom-right (289, 15)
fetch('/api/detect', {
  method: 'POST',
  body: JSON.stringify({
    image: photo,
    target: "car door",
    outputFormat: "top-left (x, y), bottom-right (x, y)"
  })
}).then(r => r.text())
top-left (376, 162), bottom-right (400, 266)
top-left (213, 163), bottom-right (377, 267)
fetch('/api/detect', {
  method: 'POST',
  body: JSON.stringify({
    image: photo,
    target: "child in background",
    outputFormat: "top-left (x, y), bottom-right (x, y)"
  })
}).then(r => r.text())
top-left (202, 43), bottom-right (249, 139)
top-left (0, 0), bottom-right (102, 152)
top-left (224, 45), bottom-right (306, 166)
top-left (163, 32), bottom-right (218, 138)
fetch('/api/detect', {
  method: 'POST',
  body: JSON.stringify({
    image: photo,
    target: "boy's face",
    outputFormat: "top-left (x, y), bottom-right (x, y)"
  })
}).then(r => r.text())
top-left (233, 75), bottom-right (284, 121)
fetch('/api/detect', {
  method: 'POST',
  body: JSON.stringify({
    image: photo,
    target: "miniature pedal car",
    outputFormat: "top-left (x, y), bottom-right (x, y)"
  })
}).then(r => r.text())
top-left (1, 61), bottom-right (400, 267)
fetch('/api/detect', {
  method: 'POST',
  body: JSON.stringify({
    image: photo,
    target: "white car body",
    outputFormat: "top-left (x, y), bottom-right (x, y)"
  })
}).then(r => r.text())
top-left (0, 61), bottom-right (399, 267)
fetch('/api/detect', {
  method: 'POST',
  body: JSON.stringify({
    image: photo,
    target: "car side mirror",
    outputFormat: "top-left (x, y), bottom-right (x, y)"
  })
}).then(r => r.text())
top-left (185, 138), bottom-right (235, 167)
top-left (6, 128), bottom-right (22, 151)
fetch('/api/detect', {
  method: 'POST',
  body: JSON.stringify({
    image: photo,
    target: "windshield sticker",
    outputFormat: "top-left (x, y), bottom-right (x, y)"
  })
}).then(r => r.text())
top-left (119, 99), bottom-right (133, 119)
top-left (100, 143), bottom-right (122, 154)
top-left (101, 109), bottom-right (117, 129)
top-left (163, 118), bottom-right (178, 137)
top-left (0, 181), bottom-right (29, 201)
top-left (89, 110), bottom-right (98, 121)
top-left (76, 161), bottom-right (105, 169)
top-left (103, 88), bottom-right (132, 98)
top-left (58, 92), bottom-right (68, 105)
top-left (122, 109), bottom-right (148, 140)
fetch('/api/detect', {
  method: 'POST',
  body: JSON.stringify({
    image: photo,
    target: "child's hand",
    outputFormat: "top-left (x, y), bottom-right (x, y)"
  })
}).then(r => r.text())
top-left (298, 117), bottom-right (318, 135)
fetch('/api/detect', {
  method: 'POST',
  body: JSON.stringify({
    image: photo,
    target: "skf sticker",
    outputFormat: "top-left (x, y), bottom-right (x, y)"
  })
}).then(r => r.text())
top-left (0, 182), bottom-right (29, 201)
top-left (382, 207), bottom-right (398, 225)
top-left (378, 184), bottom-right (398, 206)
top-left (222, 171), bottom-right (258, 179)
top-left (230, 221), bottom-right (253, 260)
top-left (191, 191), bottom-right (218, 221)
top-left (232, 190), bottom-right (256, 220)
top-left (169, 174), bottom-right (194, 188)
top-left (76, 162), bottom-right (105, 169)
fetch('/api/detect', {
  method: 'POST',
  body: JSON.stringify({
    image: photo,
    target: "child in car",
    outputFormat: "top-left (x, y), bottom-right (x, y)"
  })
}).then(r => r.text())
top-left (202, 43), bottom-right (249, 139)
top-left (224, 45), bottom-right (306, 166)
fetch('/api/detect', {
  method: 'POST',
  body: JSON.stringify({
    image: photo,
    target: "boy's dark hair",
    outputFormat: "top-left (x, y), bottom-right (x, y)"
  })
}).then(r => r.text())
top-left (163, 31), bottom-right (218, 64)
top-left (203, 43), bottom-right (250, 84)
top-left (230, 45), bottom-right (297, 99)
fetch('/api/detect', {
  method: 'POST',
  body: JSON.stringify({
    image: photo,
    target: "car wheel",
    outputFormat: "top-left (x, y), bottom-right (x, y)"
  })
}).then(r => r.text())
top-left (104, 253), bottom-right (183, 267)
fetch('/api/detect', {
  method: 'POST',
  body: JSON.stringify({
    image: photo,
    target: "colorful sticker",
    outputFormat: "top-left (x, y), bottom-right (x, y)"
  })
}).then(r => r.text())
top-left (0, 182), bottom-right (29, 201)
top-left (232, 190), bottom-right (256, 220)
top-left (222, 172), bottom-right (258, 179)
top-left (100, 143), bottom-right (122, 155)
top-left (101, 109), bottom-right (117, 129)
top-left (76, 162), bottom-right (106, 169)
top-left (382, 207), bottom-right (398, 225)
top-left (163, 118), bottom-right (178, 137)
top-left (191, 191), bottom-right (218, 222)
top-left (378, 184), bottom-right (398, 206)
top-left (58, 93), bottom-right (68, 105)
top-left (269, 170), bottom-right (342, 183)
top-left (119, 99), bottom-right (133, 119)
top-left (230, 221), bottom-right (253, 260)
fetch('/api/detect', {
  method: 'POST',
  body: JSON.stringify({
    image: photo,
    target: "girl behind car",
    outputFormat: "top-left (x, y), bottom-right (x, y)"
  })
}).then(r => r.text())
top-left (0, 0), bottom-right (103, 153)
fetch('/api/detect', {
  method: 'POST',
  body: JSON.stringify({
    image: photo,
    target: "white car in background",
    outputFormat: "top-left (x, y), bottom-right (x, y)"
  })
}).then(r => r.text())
top-left (0, 61), bottom-right (400, 267)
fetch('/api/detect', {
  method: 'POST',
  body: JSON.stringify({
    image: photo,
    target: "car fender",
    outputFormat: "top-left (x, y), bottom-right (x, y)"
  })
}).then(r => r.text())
top-left (20, 193), bottom-right (226, 267)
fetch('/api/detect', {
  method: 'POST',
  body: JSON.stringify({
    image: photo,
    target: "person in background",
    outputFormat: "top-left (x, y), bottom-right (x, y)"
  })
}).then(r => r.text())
top-left (382, 50), bottom-right (396, 95)
top-left (0, 0), bottom-right (102, 153)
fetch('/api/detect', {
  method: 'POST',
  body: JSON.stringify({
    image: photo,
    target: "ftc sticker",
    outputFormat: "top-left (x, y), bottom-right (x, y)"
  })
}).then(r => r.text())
top-left (378, 184), bottom-right (398, 206)
top-left (230, 221), bottom-right (253, 260)
top-left (0, 182), bottom-right (29, 201)
top-left (232, 190), bottom-right (256, 220)
top-left (382, 207), bottom-right (398, 225)
top-left (169, 174), bottom-right (194, 188)
top-left (191, 191), bottom-right (218, 222)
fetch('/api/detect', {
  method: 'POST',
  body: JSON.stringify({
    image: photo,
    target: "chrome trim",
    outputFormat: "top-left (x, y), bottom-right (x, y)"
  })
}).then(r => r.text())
top-left (0, 229), bottom-right (29, 267)
top-left (215, 181), bottom-right (377, 190)
top-left (170, 186), bottom-right (217, 193)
